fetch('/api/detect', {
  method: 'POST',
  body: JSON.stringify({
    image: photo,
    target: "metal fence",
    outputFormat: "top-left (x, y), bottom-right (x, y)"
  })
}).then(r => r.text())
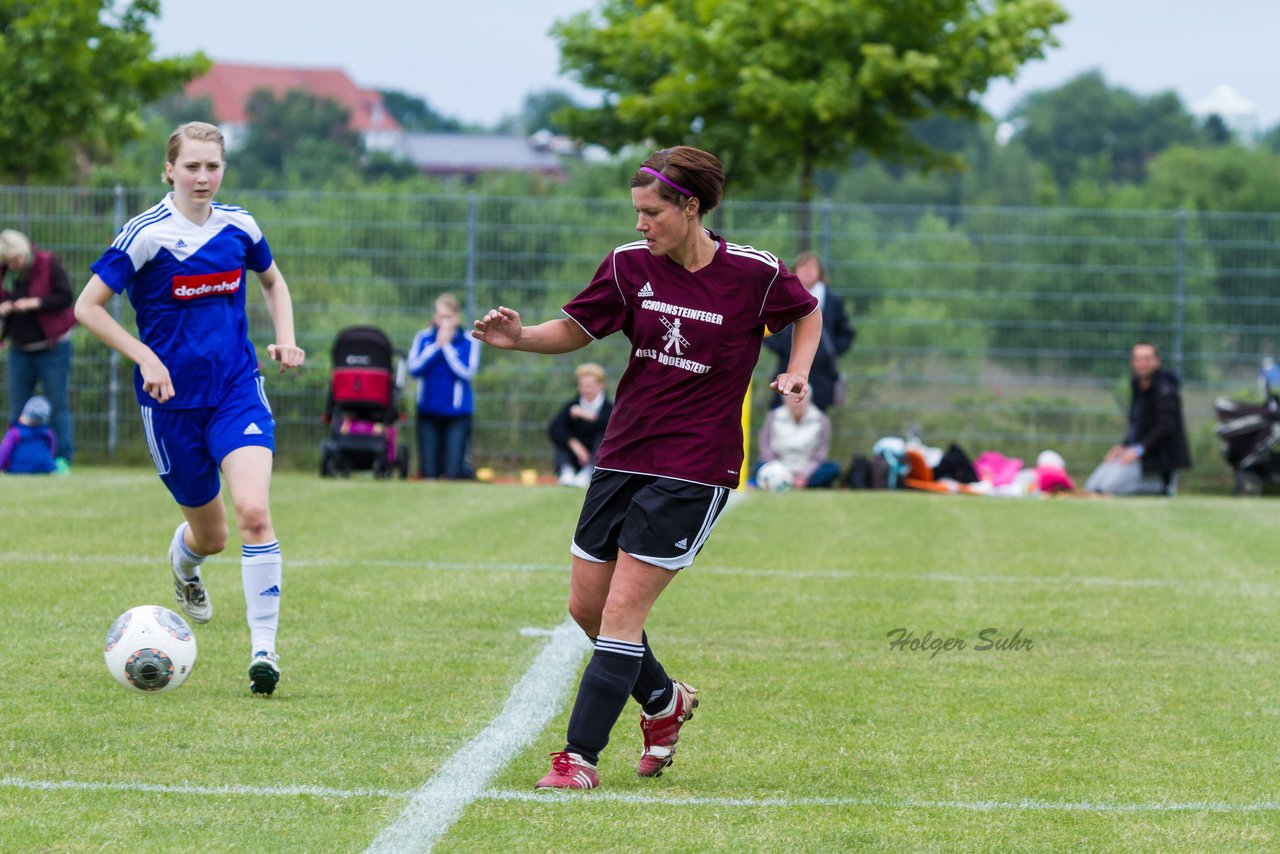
top-left (3, 185), bottom-right (1278, 489)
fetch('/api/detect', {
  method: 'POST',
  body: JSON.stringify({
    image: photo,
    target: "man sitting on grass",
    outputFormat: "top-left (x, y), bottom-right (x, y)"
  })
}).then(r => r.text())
top-left (1085, 341), bottom-right (1191, 496)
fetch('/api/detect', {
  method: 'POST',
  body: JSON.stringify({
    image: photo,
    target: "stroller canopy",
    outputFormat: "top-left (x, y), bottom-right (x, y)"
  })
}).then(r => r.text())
top-left (331, 326), bottom-right (395, 372)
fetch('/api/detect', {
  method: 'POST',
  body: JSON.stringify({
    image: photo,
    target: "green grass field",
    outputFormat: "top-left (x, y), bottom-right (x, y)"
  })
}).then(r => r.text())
top-left (2, 470), bottom-right (1278, 852)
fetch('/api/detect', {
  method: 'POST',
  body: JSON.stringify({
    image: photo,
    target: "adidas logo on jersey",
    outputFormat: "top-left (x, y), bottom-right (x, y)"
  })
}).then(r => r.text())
top-left (674, 537), bottom-right (688, 549)
top-left (175, 239), bottom-right (187, 248)
top-left (243, 423), bottom-right (263, 435)
top-left (638, 282), bottom-right (654, 297)
top-left (258, 584), bottom-right (281, 597)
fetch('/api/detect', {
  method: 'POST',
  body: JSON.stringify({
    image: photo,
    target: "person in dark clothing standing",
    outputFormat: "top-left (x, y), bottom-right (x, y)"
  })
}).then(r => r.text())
top-left (0, 229), bottom-right (76, 471)
top-left (1085, 341), bottom-right (1192, 495)
top-left (762, 251), bottom-right (854, 411)
top-left (549, 362), bottom-right (613, 487)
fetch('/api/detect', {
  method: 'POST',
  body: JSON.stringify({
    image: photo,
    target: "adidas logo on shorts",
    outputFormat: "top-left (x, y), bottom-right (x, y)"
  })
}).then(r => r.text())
top-left (674, 537), bottom-right (688, 549)
top-left (243, 423), bottom-right (263, 435)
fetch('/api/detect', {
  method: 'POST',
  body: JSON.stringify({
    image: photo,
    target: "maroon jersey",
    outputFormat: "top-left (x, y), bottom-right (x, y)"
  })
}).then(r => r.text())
top-left (563, 230), bottom-right (818, 487)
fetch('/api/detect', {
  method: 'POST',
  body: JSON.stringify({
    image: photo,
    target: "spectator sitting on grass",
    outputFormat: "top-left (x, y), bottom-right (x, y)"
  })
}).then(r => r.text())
top-left (0, 395), bottom-right (56, 474)
top-left (755, 392), bottom-right (840, 489)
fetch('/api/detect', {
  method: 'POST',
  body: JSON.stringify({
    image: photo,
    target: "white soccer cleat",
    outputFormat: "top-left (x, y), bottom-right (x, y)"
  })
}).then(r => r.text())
top-left (170, 537), bottom-right (212, 624)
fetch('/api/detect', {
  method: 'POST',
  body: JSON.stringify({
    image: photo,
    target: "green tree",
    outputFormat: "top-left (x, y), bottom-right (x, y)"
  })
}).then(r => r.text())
top-left (552, 0), bottom-right (1067, 235)
top-left (235, 89), bottom-right (364, 187)
top-left (501, 89), bottom-right (582, 136)
top-left (1259, 122), bottom-right (1280, 154)
top-left (0, 0), bottom-right (207, 183)
top-left (377, 89), bottom-right (462, 132)
top-left (1146, 145), bottom-right (1280, 213)
top-left (1011, 71), bottom-right (1200, 188)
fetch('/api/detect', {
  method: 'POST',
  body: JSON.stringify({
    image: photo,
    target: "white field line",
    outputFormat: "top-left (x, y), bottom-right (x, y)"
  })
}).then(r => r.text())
top-left (364, 488), bottom-right (744, 851)
top-left (363, 616), bottom-right (592, 853)
top-left (4, 550), bottom-right (1279, 592)
top-left (3, 776), bottom-right (1278, 814)
top-left (0, 776), bottom-right (403, 799)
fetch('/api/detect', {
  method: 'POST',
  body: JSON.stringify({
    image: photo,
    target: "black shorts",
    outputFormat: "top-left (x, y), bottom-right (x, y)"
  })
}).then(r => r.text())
top-left (571, 469), bottom-right (731, 571)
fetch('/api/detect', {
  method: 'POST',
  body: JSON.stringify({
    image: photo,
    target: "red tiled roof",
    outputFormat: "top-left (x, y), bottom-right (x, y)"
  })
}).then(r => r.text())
top-left (186, 62), bottom-right (401, 132)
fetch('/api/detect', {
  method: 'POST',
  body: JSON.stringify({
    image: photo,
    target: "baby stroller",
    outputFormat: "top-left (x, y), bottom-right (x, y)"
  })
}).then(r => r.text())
top-left (1214, 359), bottom-right (1280, 496)
top-left (320, 326), bottom-right (410, 479)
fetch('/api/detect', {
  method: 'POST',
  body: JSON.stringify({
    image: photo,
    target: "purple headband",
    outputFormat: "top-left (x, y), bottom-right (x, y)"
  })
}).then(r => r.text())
top-left (640, 166), bottom-right (695, 199)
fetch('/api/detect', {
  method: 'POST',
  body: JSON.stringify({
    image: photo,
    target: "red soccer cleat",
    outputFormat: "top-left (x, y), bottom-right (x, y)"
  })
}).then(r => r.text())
top-left (637, 680), bottom-right (699, 777)
top-left (535, 751), bottom-right (599, 790)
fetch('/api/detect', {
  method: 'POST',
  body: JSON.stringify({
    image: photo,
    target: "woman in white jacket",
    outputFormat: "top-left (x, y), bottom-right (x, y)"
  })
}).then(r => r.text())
top-left (756, 393), bottom-right (841, 488)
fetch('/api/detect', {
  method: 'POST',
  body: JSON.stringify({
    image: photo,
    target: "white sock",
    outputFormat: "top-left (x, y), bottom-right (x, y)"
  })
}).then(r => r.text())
top-left (242, 541), bottom-right (281, 653)
top-left (172, 522), bottom-right (206, 580)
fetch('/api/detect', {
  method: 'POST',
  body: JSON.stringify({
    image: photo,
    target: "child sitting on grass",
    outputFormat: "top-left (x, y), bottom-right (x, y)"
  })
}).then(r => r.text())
top-left (0, 395), bottom-right (56, 474)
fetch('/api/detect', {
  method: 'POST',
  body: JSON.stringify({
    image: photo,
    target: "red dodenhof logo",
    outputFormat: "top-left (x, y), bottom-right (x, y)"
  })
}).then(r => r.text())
top-left (172, 269), bottom-right (242, 300)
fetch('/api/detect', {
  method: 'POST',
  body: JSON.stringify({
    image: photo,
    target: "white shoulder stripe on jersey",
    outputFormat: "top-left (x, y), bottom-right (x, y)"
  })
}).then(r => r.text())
top-left (614, 240), bottom-right (649, 253)
top-left (113, 205), bottom-right (170, 251)
top-left (724, 243), bottom-right (779, 267)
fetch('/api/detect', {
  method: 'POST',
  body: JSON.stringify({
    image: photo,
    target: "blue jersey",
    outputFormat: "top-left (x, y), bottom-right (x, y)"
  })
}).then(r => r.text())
top-left (91, 193), bottom-right (274, 409)
top-left (407, 326), bottom-right (479, 416)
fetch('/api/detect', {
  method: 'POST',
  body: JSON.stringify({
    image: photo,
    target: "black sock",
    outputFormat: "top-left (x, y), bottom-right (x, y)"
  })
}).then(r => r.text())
top-left (630, 630), bottom-right (674, 716)
top-left (565, 636), bottom-right (644, 765)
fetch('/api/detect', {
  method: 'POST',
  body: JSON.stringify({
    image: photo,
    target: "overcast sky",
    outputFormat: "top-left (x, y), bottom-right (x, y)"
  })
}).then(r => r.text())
top-left (151, 0), bottom-right (1280, 131)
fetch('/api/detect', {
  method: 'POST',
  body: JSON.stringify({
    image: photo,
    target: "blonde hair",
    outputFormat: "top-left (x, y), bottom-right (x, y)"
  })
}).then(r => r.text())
top-left (0, 229), bottom-right (32, 265)
top-left (164, 122), bottom-right (225, 186)
top-left (435, 293), bottom-right (461, 314)
top-left (575, 362), bottom-right (606, 382)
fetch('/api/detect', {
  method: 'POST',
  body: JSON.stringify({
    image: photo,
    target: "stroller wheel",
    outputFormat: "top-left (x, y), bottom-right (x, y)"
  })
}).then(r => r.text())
top-left (324, 454), bottom-right (351, 479)
top-left (1234, 470), bottom-right (1264, 497)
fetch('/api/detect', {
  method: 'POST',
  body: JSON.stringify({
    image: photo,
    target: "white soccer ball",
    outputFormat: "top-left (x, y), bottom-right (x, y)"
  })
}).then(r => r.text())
top-left (757, 460), bottom-right (795, 493)
top-left (104, 605), bottom-right (198, 694)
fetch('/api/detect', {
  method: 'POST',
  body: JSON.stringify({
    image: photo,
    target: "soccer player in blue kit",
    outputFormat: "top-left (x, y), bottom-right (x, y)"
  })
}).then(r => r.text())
top-left (75, 122), bottom-right (305, 696)
top-left (475, 145), bottom-right (822, 788)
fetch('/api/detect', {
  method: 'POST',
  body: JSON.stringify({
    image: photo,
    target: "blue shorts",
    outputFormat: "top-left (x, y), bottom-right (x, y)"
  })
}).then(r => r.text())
top-left (141, 373), bottom-right (275, 507)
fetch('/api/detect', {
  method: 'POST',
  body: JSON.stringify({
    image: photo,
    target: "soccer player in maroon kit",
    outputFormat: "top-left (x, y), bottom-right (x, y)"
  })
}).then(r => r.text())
top-left (473, 146), bottom-right (821, 789)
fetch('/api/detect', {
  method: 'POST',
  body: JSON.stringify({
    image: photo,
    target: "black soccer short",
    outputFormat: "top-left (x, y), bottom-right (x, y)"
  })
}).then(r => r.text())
top-left (570, 469), bottom-right (731, 571)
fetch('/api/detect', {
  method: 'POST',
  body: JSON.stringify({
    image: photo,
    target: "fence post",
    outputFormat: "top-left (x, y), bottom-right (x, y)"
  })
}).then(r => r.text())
top-left (465, 192), bottom-right (477, 324)
top-left (107, 184), bottom-right (125, 460)
top-left (821, 198), bottom-right (833, 267)
top-left (1174, 207), bottom-right (1186, 378)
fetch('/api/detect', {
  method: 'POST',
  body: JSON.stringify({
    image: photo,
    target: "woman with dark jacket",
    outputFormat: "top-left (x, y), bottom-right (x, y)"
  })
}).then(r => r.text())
top-left (548, 362), bottom-right (612, 487)
top-left (0, 229), bottom-right (76, 469)
top-left (762, 251), bottom-right (853, 411)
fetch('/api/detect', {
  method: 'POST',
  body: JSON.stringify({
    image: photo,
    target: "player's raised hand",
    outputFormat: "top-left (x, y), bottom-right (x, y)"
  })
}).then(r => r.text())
top-left (268, 343), bottom-right (306, 373)
top-left (770, 372), bottom-right (810, 400)
top-left (472, 306), bottom-right (524, 350)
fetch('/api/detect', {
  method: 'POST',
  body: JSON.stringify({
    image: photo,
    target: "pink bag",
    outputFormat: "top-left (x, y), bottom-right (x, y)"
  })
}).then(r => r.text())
top-left (974, 451), bottom-right (1023, 486)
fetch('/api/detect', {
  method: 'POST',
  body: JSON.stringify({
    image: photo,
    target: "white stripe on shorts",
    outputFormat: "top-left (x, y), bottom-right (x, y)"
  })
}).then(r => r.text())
top-left (255, 375), bottom-right (272, 413)
top-left (630, 484), bottom-right (729, 571)
top-left (140, 407), bottom-right (171, 475)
